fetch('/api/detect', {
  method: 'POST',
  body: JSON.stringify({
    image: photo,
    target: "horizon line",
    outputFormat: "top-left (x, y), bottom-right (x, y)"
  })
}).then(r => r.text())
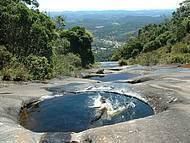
top-left (43, 9), bottom-right (175, 12)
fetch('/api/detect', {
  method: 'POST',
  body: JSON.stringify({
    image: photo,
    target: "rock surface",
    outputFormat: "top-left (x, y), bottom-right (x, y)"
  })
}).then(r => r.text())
top-left (0, 66), bottom-right (190, 143)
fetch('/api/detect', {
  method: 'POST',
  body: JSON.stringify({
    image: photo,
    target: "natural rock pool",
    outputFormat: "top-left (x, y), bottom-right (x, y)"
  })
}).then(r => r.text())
top-left (20, 92), bottom-right (154, 133)
top-left (90, 73), bottom-right (138, 82)
top-left (100, 61), bottom-right (119, 68)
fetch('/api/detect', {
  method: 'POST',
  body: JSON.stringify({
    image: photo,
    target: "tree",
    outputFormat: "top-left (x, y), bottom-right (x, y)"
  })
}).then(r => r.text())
top-left (61, 26), bottom-right (94, 67)
top-left (0, 0), bottom-right (56, 61)
top-left (55, 16), bottom-right (66, 30)
top-left (21, 0), bottom-right (39, 8)
top-left (114, 0), bottom-right (190, 65)
top-left (0, 0), bottom-right (94, 80)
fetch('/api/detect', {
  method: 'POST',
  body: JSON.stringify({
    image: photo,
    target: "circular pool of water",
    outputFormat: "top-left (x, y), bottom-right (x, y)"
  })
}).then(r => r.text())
top-left (20, 92), bottom-right (154, 133)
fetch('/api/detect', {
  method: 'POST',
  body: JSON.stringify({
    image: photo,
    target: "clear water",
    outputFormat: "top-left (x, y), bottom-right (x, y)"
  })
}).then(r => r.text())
top-left (21, 92), bottom-right (154, 133)
top-left (100, 61), bottom-right (119, 68)
top-left (90, 73), bottom-right (138, 82)
top-left (90, 62), bottom-right (138, 82)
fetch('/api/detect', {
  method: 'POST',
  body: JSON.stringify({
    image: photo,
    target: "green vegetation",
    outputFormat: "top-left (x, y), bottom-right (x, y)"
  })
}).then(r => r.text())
top-left (53, 53), bottom-right (82, 76)
top-left (59, 10), bottom-right (171, 42)
top-left (60, 27), bottom-right (94, 67)
top-left (0, 0), bottom-right (94, 81)
top-left (51, 10), bottom-right (172, 62)
top-left (93, 48), bottom-right (116, 62)
top-left (113, 0), bottom-right (190, 66)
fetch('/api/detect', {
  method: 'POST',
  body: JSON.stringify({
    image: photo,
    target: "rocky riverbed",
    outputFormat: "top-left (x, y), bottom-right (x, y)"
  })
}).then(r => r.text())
top-left (0, 64), bottom-right (190, 143)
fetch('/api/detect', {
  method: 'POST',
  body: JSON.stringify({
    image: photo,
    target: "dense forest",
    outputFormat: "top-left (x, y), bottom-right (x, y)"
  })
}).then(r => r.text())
top-left (113, 0), bottom-right (190, 66)
top-left (0, 0), bottom-right (94, 81)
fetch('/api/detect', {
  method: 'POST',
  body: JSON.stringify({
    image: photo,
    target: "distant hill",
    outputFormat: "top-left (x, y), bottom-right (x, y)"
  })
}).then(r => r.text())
top-left (50, 10), bottom-right (173, 41)
top-left (50, 10), bottom-right (173, 61)
top-left (50, 10), bottom-right (173, 19)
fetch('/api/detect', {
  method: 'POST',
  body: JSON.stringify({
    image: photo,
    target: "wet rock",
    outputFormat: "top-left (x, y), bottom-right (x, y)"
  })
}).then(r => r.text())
top-left (125, 77), bottom-right (154, 84)
top-left (81, 74), bottom-right (104, 79)
top-left (118, 75), bottom-right (160, 84)
top-left (96, 69), bottom-right (104, 74)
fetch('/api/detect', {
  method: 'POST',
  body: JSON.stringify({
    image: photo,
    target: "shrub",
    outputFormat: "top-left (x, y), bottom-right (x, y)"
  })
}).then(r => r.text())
top-left (143, 40), bottom-right (161, 53)
top-left (167, 54), bottom-right (190, 64)
top-left (0, 45), bottom-right (12, 70)
top-left (126, 58), bottom-right (136, 65)
top-left (168, 55), bottom-right (185, 63)
top-left (1, 67), bottom-right (13, 81)
top-left (131, 49), bottom-right (140, 57)
top-left (25, 55), bottom-right (53, 80)
top-left (53, 53), bottom-right (82, 76)
top-left (13, 65), bottom-right (30, 81)
top-left (119, 59), bottom-right (128, 66)
top-left (0, 55), bottom-right (30, 81)
top-left (133, 51), bottom-right (160, 66)
top-left (171, 43), bottom-right (190, 53)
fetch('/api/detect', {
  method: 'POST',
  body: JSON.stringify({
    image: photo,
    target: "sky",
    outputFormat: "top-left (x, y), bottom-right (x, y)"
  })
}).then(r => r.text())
top-left (37, 0), bottom-right (184, 11)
